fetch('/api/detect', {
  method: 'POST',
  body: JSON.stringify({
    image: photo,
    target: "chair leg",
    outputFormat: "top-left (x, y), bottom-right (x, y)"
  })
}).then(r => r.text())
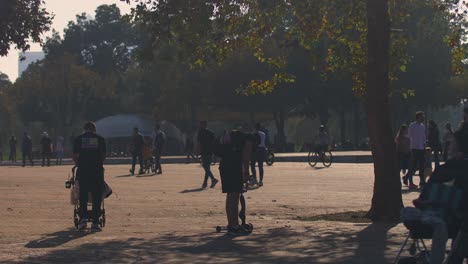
top-left (394, 233), bottom-right (411, 264)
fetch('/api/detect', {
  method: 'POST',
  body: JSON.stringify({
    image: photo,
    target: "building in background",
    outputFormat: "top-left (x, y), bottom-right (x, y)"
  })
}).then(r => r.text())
top-left (18, 52), bottom-right (45, 77)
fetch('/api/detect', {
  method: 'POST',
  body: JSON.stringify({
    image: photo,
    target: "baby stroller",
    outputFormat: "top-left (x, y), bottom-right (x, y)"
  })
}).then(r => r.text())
top-left (66, 166), bottom-right (109, 229)
top-left (394, 165), bottom-right (466, 264)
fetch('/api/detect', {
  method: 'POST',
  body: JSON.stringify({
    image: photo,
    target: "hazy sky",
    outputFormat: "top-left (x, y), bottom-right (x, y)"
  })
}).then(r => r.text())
top-left (0, 0), bottom-right (135, 82)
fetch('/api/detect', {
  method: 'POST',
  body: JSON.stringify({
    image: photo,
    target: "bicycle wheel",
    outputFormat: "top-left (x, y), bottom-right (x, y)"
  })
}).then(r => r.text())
top-left (308, 151), bottom-right (318, 167)
top-left (322, 151), bottom-right (333, 167)
top-left (266, 152), bottom-right (274, 166)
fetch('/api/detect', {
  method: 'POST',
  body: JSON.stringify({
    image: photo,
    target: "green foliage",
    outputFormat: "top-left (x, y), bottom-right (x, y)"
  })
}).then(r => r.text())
top-left (0, 0), bottom-right (52, 56)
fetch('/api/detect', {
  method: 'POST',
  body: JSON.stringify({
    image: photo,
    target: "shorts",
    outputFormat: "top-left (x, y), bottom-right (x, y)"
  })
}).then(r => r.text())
top-left (219, 166), bottom-right (243, 193)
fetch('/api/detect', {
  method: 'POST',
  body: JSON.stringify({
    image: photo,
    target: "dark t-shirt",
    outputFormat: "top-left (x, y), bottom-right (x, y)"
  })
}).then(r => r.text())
top-left (40, 137), bottom-right (52, 152)
top-left (22, 136), bottom-right (32, 152)
top-left (132, 133), bottom-right (145, 154)
top-left (73, 132), bottom-right (106, 175)
top-left (198, 128), bottom-right (215, 155)
top-left (217, 131), bottom-right (255, 170)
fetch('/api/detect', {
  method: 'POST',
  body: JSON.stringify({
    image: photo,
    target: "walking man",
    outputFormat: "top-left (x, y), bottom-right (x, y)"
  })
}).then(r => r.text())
top-left (196, 121), bottom-right (219, 188)
top-left (129, 127), bottom-right (144, 175)
top-left (250, 123), bottom-right (267, 187)
top-left (152, 124), bottom-right (166, 174)
top-left (40, 132), bottom-right (52, 167)
top-left (22, 132), bottom-right (33, 167)
top-left (427, 120), bottom-right (442, 168)
top-left (73, 122), bottom-right (106, 231)
top-left (8, 135), bottom-right (17, 163)
top-left (404, 111), bottom-right (427, 189)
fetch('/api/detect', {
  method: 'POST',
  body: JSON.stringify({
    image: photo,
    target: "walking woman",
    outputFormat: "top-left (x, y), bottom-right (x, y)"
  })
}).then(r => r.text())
top-left (395, 125), bottom-right (411, 176)
top-left (442, 122), bottom-right (454, 161)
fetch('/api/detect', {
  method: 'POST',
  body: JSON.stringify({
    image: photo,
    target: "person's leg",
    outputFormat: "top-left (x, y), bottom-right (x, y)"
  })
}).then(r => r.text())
top-left (226, 192), bottom-right (240, 227)
top-left (12, 150), bottom-right (16, 162)
top-left (422, 214), bottom-right (448, 264)
top-left (91, 182), bottom-right (103, 225)
top-left (29, 152), bottom-right (34, 166)
top-left (138, 153), bottom-right (144, 173)
top-left (41, 152), bottom-right (45, 166)
top-left (131, 154), bottom-right (136, 173)
top-left (404, 150), bottom-right (417, 185)
top-left (250, 159), bottom-right (256, 178)
top-left (201, 155), bottom-right (214, 185)
top-left (47, 151), bottom-right (50, 166)
top-left (22, 152), bottom-right (26, 167)
top-left (78, 181), bottom-right (89, 221)
top-left (417, 150), bottom-right (426, 186)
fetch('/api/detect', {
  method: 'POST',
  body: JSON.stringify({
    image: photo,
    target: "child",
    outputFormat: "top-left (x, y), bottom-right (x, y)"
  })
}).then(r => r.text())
top-left (424, 147), bottom-right (433, 180)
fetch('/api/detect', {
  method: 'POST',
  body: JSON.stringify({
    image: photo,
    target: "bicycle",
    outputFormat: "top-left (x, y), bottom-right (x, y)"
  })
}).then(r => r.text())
top-left (308, 147), bottom-right (333, 167)
top-left (265, 148), bottom-right (274, 166)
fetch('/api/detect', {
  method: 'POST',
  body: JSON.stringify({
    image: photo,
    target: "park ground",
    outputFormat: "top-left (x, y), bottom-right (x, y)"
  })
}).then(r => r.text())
top-left (0, 163), bottom-right (421, 263)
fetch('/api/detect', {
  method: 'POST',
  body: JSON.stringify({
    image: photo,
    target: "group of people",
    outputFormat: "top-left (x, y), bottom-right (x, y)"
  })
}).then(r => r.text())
top-left (395, 111), bottom-right (456, 189)
top-left (0, 132), bottom-right (65, 167)
top-left (128, 125), bottom-right (166, 175)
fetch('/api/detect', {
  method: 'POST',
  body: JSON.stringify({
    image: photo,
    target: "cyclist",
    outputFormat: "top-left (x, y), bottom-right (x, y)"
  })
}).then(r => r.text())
top-left (315, 125), bottom-right (330, 155)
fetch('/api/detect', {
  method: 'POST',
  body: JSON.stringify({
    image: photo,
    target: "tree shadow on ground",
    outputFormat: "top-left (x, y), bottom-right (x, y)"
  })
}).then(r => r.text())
top-left (18, 223), bottom-right (404, 264)
top-left (25, 228), bottom-right (89, 249)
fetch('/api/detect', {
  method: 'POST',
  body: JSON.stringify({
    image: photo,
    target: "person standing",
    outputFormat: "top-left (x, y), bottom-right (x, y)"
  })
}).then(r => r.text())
top-left (250, 123), bottom-right (267, 187)
top-left (22, 132), bottom-right (34, 167)
top-left (395, 124), bottom-right (411, 175)
top-left (55, 136), bottom-right (65, 165)
top-left (196, 121), bottom-right (219, 188)
top-left (215, 129), bottom-right (255, 235)
top-left (129, 127), bottom-right (144, 175)
top-left (442, 122), bottom-right (454, 161)
top-left (404, 111), bottom-right (426, 189)
top-left (8, 136), bottom-right (17, 163)
top-left (427, 120), bottom-right (442, 168)
top-left (40, 132), bottom-right (52, 167)
top-left (73, 122), bottom-right (106, 231)
top-left (152, 124), bottom-right (166, 174)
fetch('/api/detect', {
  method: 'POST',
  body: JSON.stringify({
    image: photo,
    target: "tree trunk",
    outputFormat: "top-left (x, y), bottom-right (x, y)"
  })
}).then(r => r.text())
top-left (365, 0), bottom-right (403, 221)
top-left (273, 110), bottom-right (287, 152)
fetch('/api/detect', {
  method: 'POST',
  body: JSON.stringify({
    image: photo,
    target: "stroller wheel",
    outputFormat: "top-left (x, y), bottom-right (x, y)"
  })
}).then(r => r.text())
top-left (243, 223), bottom-right (254, 233)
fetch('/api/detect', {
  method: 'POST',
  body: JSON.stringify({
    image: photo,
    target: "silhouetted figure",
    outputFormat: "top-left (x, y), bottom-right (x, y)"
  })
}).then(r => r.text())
top-left (8, 136), bottom-right (17, 162)
top-left (22, 132), bottom-right (33, 167)
top-left (40, 132), bottom-right (52, 167)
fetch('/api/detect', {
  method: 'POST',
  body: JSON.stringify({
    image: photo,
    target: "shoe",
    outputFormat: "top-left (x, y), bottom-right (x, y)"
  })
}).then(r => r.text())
top-left (258, 181), bottom-right (263, 187)
top-left (409, 184), bottom-right (418, 190)
top-left (129, 169), bottom-right (134, 175)
top-left (90, 223), bottom-right (102, 232)
top-left (402, 176), bottom-right (408, 186)
top-left (227, 225), bottom-right (251, 236)
top-left (202, 182), bottom-right (208, 188)
top-left (210, 179), bottom-right (219, 188)
top-left (78, 219), bottom-right (87, 230)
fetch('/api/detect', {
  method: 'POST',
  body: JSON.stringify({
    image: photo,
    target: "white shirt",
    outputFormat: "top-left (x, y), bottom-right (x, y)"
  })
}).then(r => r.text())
top-left (257, 131), bottom-right (266, 148)
top-left (408, 122), bottom-right (426, 150)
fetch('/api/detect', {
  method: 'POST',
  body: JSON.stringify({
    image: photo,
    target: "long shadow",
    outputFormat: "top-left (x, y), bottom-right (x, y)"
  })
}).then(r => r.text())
top-left (180, 188), bottom-right (206, 193)
top-left (401, 189), bottom-right (421, 195)
top-left (351, 222), bottom-right (399, 264)
top-left (136, 174), bottom-right (156, 178)
top-left (25, 228), bottom-right (89, 249)
top-left (114, 174), bottom-right (134, 178)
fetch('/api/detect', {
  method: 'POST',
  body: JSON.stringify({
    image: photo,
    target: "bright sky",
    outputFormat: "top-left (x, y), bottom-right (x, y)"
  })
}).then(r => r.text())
top-left (0, 0), bottom-right (135, 82)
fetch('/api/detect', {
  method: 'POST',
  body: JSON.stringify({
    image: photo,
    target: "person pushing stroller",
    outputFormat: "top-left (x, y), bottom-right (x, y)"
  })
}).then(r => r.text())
top-left (73, 122), bottom-right (107, 231)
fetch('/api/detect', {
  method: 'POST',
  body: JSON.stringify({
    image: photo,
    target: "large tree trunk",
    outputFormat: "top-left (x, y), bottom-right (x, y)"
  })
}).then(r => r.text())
top-left (273, 110), bottom-right (287, 152)
top-left (365, 0), bottom-right (403, 221)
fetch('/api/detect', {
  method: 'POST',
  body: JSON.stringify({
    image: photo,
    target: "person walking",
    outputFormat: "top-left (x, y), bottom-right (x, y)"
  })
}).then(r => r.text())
top-left (8, 136), bottom-right (17, 163)
top-left (250, 123), bottom-right (267, 187)
top-left (22, 132), bottom-right (34, 167)
top-left (40, 132), bottom-right (52, 167)
top-left (427, 120), bottom-right (442, 168)
top-left (73, 122), bottom-right (107, 231)
top-left (196, 121), bottom-right (219, 188)
top-left (395, 124), bottom-right (411, 176)
top-left (55, 136), bottom-right (65, 165)
top-left (129, 127), bottom-right (144, 175)
top-left (442, 122), bottom-right (454, 161)
top-left (403, 111), bottom-right (427, 189)
top-left (152, 124), bottom-right (166, 174)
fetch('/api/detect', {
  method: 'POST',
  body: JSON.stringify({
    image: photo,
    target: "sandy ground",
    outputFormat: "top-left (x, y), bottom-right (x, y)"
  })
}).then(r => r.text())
top-left (0, 163), bottom-right (421, 264)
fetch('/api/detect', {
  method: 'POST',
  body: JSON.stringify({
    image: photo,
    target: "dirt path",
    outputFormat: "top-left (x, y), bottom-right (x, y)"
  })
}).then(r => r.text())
top-left (0, 163), bottom-right (419, 263)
